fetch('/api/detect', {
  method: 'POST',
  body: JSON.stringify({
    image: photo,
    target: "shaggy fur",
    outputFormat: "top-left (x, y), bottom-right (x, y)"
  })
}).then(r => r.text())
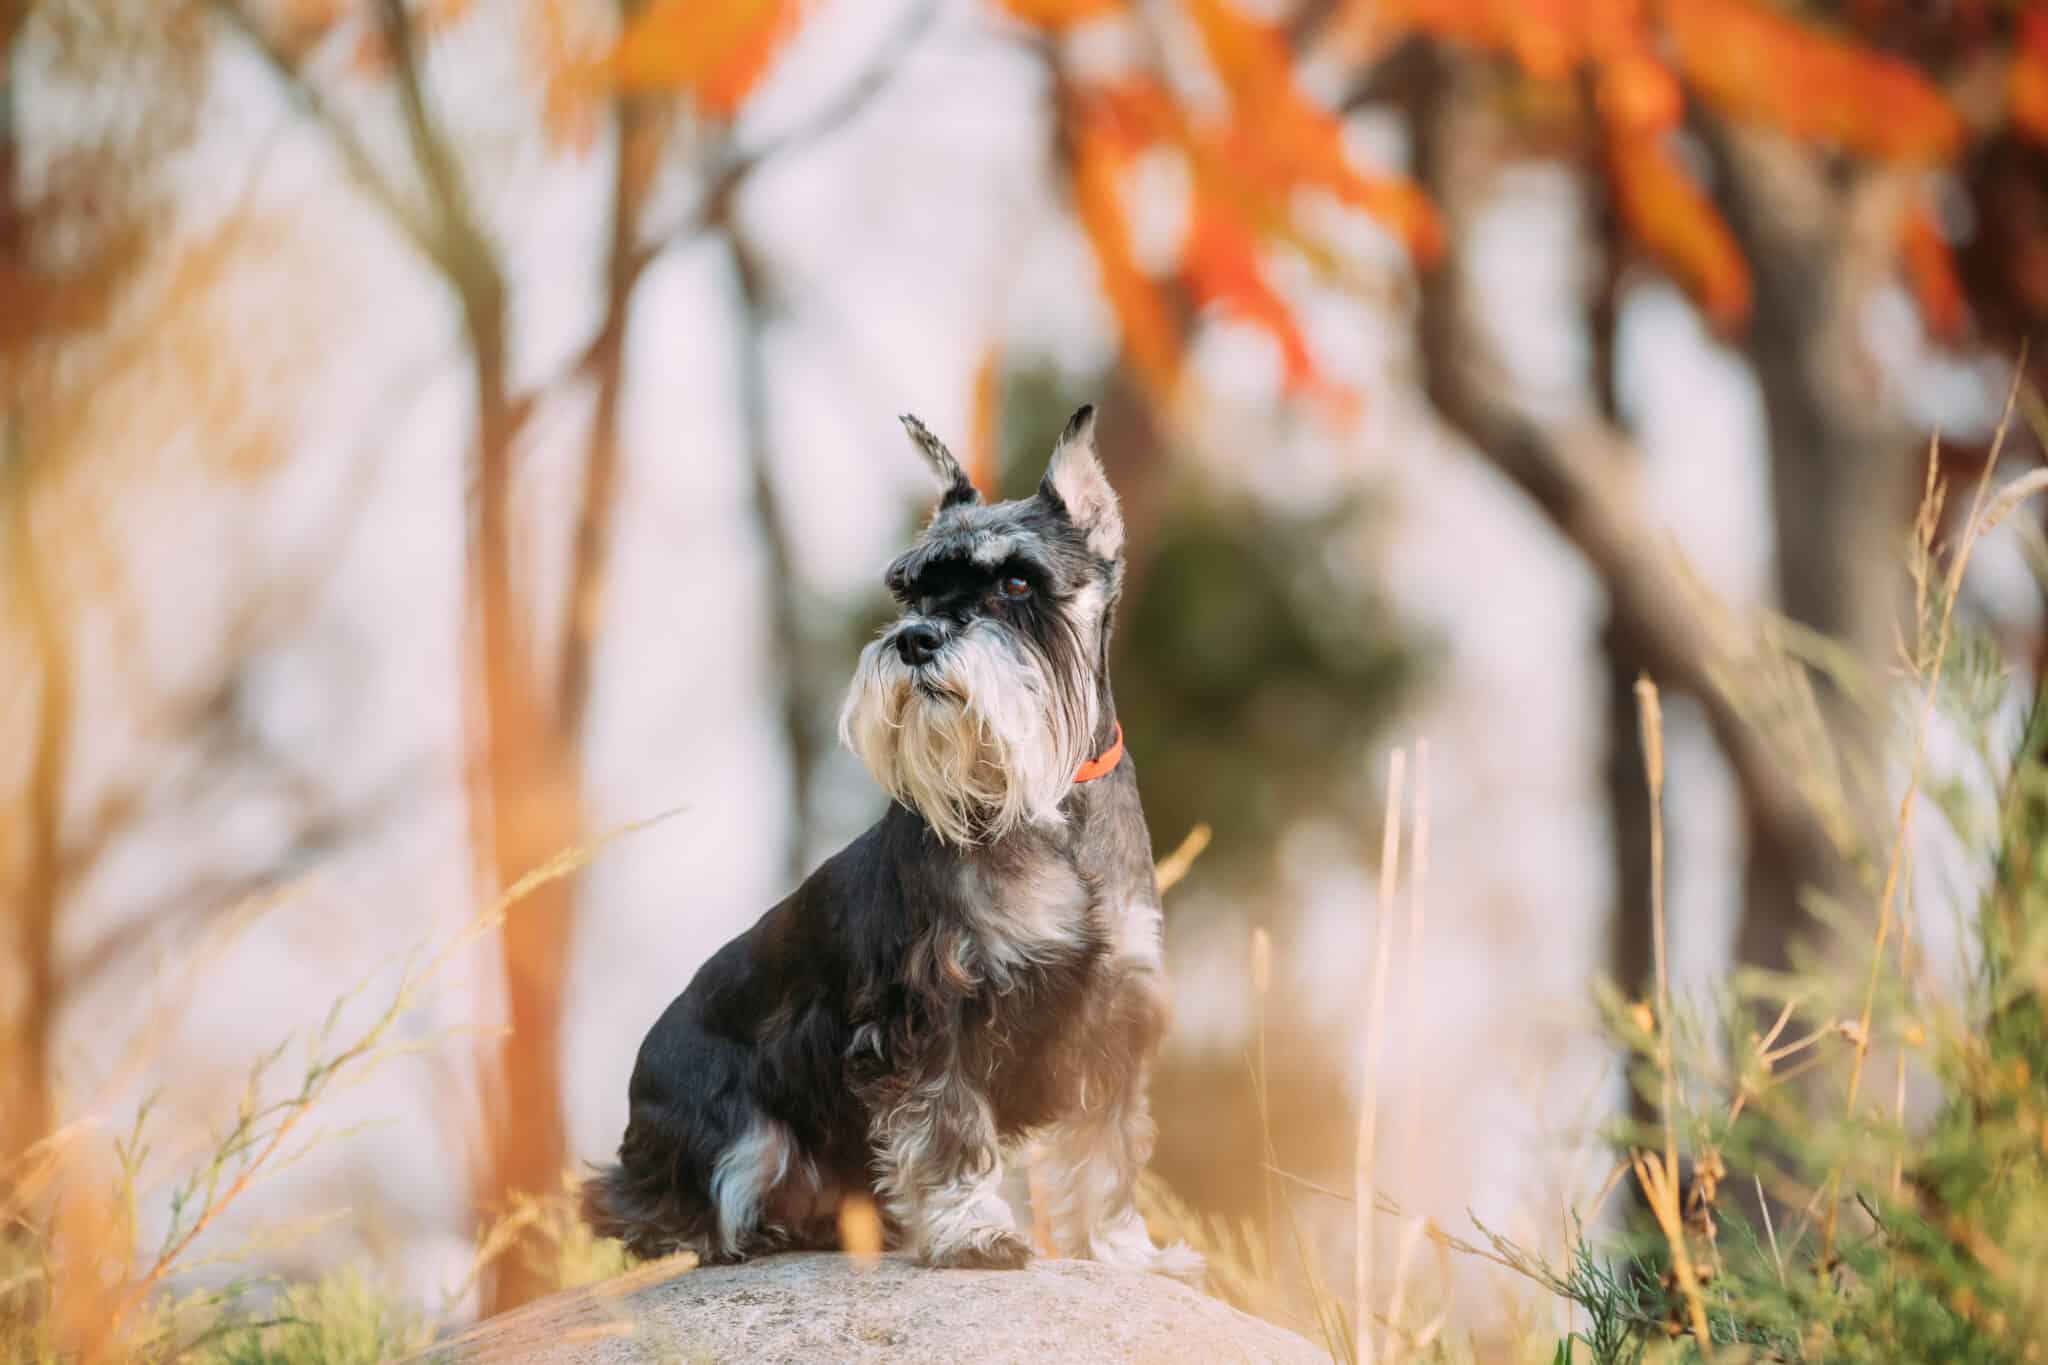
top-left (584, 407), bottom-right (1201, 1283)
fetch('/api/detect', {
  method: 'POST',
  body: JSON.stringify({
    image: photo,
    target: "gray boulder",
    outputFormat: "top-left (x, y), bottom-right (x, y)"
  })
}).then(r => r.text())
top-left (414, 1253), bottom-right (1329, 1364)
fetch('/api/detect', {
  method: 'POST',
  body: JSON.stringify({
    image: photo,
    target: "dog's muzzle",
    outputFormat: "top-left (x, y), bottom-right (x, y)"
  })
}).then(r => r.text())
top-left (893, 620), bottom-right (946, 668)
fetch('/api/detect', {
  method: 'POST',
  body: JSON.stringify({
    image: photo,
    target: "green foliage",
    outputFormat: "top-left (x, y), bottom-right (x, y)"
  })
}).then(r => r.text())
top-left (1482, 413), bottom-right (2048, 1363)
top-left (195, 1272), bottom-right (431, 1365)
top-left (1497, 644), bottom-right (2048, 1361)
top-left (1542, 1238), bottom-right (1660, 1365)
top-left (1115, 494), bottom-right (1413, 873)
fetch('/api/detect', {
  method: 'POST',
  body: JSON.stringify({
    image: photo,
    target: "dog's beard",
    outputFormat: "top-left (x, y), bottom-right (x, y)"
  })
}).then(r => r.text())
top-left (840, 622), bottom-right (1097, 847)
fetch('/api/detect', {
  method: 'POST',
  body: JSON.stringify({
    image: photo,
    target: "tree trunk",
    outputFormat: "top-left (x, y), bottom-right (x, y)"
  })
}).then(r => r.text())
top-left (371, 0), bottom-right (579, 1313)
top-left (466, 278), bottom-right (586, 1313)
top-left (1, 422), bottom-right (61, 1199)
top-left (0, 19), bottom-right (57, 1201)
top-left (728, 230), bottom-right (813, 884)
top-left (1406, 55), bottom-right (1839, 1132)
top-left (1705, 125), bottom-right (1917, 977)
top-left (1582, 123), bottom-right (1661, 1136)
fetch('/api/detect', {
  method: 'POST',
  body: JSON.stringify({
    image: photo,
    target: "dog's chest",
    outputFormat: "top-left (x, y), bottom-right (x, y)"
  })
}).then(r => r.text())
top-left (946, 855), bottom-right (1166, 1133)
top-left (955, 857), bottom-right (1095, 986)
top-left (963, 847), bottom-right (1165, 979)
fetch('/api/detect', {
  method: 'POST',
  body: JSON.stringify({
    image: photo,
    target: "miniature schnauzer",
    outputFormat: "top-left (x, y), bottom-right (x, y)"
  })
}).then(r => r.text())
top-left (584, 405), bottom-right (1201, 1282)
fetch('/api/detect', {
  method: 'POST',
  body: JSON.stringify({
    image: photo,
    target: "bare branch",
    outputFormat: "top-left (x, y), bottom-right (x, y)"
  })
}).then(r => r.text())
top-left (58, 756), bottom-right (433, 998)
top-left (631, 0), bottom-right (942, 272)
top-left (560, 84), bottom-right (666, 741)
top-left (209, 0), bottom-right (438, 259)
top-left (727, 224), bottom-right (815, 882)
top-left (51, 346), bottom-right (435, 907)
top-left (519, 0), bottom-right (939, 426)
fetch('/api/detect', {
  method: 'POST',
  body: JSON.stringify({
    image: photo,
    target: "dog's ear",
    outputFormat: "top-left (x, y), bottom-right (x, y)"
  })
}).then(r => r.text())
top-left (1038, 404), bottom-right (1123, 559)
top-left (899, 414), bottom-right (980, 511)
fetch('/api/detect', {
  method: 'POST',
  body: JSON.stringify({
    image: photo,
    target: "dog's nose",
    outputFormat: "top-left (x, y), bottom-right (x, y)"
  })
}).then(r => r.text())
top-left (896, 621), bottom-right (944, 667)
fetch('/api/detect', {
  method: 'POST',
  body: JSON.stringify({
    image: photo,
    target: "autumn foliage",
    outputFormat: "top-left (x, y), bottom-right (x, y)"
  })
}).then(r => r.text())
top-left (505, 0), bottom-right (2041, 412)
top-left (2016, 7), bottom-right (2048, 145)
top-left (1017, 0), bottom-right (2039, 377)
top-left (1662, 0), bottom-right (1965, 164)
top-left (611, 0), bottom-right (803, 116)
top-left (1056, 0), bottom-right (1444, 412)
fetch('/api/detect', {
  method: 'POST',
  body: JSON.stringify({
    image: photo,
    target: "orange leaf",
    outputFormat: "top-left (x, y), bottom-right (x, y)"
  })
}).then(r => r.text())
top-left (1078, 79), bottom-right (1184, 160)
top-left (1664, 0), bottom-right (1965, 165)
top-left (1186, 0), bottom-right (1298, 112)
top-left (351, 0), bottom-right (479, 76)
top-left (2014, 8), bottom-right (2048, 148)
top-left (1070, 103), bottom-right (1184, 402)
top-left (1583, 0), bottom-right (1652, 60)
top-left (1390, 0), bottom-right (1679, 104)
top-left (1584, 0), bottom-right (1680, 139)
top-left (1596, 51), bottom-right (1683, 134)
top-left (1386, 0), bottom-right (1606, 72)
top-left (282, 0), bottom-right (349, 47)
top-left (1321, 0), bottom-right (1412, 69)
top-left (1900, 198), bottom-right (1967, 344)
top-left (1339, 174), bottom-right (1446, 268)
top-left (1503, 0), bottom-right (1582, 80)
top-left (612, 0), bottom-right (804, 118)
top-left (1608, 127), bottom-right (1752, 331)
top-left (535, 0), bottom-right (607, 153)
top-left (1184, 0), bottom-right (1443, 266)
top-left (1182, 191), bottom-right (1351, 411)
top-left (994, 0), bottom-right (1124, 29)
top-left (353, 22), bottom-right (392, 74)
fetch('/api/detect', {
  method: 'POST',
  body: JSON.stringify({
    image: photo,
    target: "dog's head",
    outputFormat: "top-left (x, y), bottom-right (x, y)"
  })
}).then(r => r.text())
top-left (840, 405), bottom-right (1126, 846)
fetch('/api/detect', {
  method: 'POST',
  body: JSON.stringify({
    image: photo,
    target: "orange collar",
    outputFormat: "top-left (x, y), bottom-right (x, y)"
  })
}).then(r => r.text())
top-left (1073, 723), bottom-right (1124, 784)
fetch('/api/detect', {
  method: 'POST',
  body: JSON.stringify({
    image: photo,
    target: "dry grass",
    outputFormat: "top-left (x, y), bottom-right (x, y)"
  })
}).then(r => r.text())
top-left (1356, 747), bottom-right (1405, 1365)
top-left (0, 813), bottom-right (677, 1364)
top-left (1145, 376), bottom-right (2048, 1363)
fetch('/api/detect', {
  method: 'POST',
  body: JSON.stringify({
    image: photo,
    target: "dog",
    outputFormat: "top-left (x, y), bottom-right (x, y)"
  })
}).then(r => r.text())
top-left (583, 405), bottom-right (1201, 1283)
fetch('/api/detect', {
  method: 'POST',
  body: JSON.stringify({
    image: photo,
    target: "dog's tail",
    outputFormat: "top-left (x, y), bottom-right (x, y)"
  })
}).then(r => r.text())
top-left (580, 1156), bottom-right (713, 1261)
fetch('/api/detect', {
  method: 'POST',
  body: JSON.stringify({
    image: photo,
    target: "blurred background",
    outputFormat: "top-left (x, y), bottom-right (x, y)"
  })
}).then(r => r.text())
top-left (3, 0), bottom-right (2047, 1343)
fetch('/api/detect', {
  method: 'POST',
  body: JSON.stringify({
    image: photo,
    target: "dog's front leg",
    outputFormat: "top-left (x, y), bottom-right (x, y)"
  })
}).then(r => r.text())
top-left (870, 1068), bottom-right (1031, 1270)
top-left (1036, 1084), bottom-right (1205, 1286)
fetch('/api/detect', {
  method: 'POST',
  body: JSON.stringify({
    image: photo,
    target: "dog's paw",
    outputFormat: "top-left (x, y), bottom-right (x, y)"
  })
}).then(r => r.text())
top-left (925, 1229), bottom-right (1033, 1271)
top-left (1151, 1240), bottom-right (1207, 1288)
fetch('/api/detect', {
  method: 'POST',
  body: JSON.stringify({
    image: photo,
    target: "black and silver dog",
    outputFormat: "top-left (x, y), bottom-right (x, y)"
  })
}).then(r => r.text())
top-left (583, 406), bottom-right (1201, 1281)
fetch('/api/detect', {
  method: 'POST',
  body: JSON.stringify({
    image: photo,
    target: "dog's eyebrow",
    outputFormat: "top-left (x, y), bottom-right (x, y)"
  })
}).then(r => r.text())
top-left (967, 533), bottom-right (1022, 567)
top-left (989, 551), bottom-right (1053, 585)
top-left (886, 548), bottom-right (968, 599)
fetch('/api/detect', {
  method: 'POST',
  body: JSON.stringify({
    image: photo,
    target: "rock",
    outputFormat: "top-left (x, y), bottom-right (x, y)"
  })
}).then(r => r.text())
top-left (412, 1252), bottom-right (1329, 1365)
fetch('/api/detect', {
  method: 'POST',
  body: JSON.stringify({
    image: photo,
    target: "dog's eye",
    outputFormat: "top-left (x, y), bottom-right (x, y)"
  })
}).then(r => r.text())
top-left (999, 576), bottom-right (1031, 600)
